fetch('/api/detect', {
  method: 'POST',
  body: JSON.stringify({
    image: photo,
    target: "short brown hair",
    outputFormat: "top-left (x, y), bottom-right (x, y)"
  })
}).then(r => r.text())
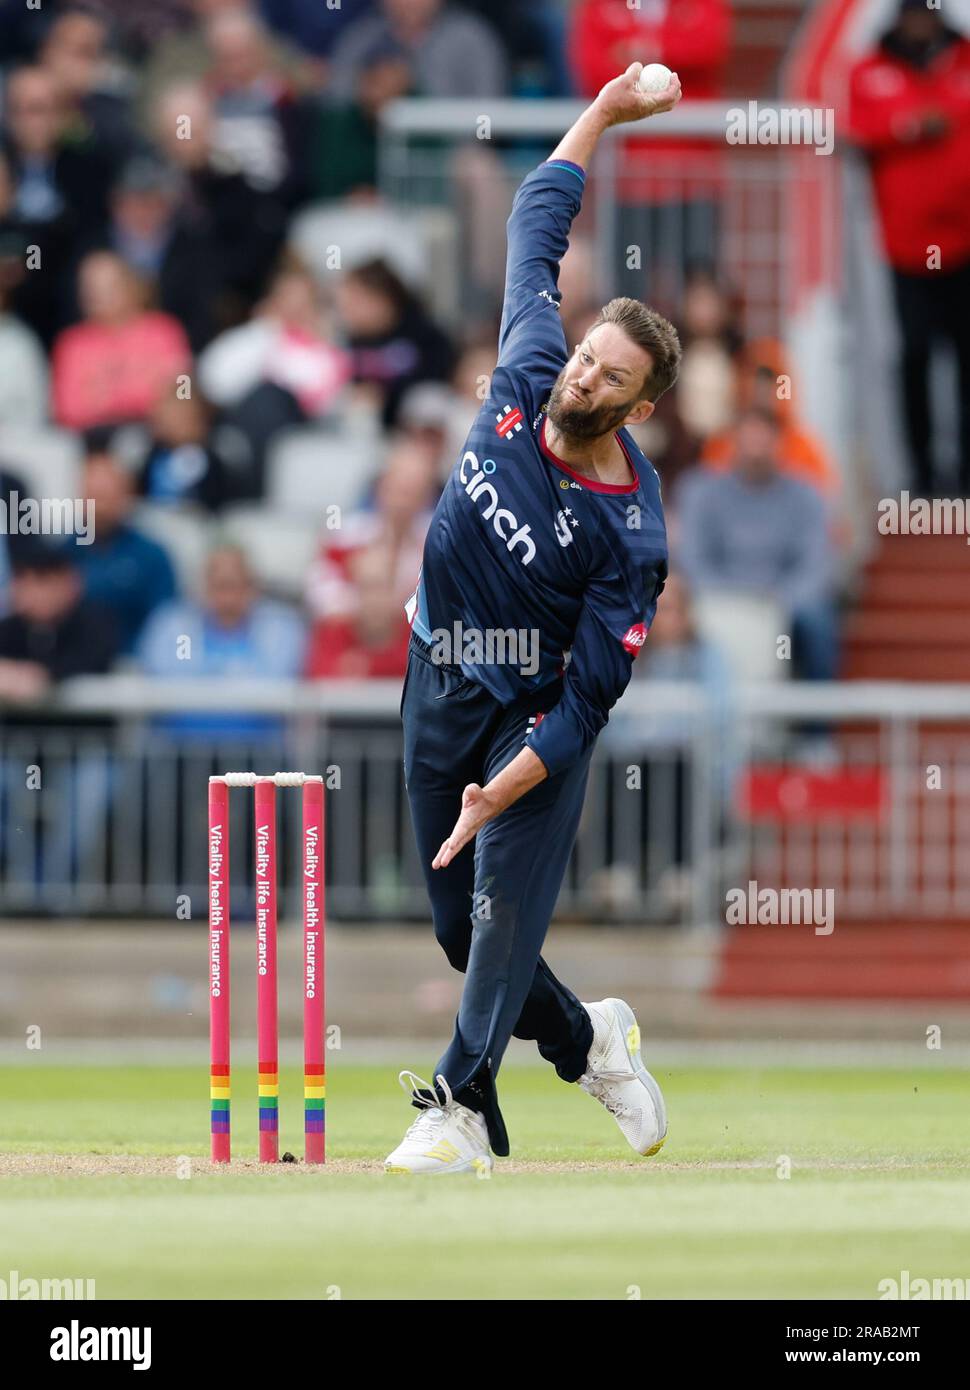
top-left (588, 297), bottom-right (682, 403)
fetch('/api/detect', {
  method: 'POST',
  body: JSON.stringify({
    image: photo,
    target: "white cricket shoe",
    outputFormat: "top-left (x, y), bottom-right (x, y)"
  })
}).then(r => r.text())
top-left (384, 1071), bottom-right (493, 1175)
top-left (579, 998), bottom-right (667, 1156)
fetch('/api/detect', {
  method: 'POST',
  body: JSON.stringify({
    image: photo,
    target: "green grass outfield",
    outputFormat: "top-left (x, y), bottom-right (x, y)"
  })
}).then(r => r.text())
top-left (1, 1062), bottom-right (968, 1300)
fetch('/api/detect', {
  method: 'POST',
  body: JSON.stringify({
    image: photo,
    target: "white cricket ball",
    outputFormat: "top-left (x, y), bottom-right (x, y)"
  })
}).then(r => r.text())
top-left (637, 63), bottom-right (673, 95)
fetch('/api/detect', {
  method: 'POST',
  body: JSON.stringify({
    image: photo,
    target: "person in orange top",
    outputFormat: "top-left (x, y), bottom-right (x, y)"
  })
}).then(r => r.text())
top-left (701, 341), bottom-right (840, 497)
top-left (51, 250), bottom-right (191, 429)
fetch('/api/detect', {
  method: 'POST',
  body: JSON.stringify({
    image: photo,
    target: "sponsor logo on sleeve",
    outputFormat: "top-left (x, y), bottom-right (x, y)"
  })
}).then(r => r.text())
top-left (621, 622), bottom-right (648, 655)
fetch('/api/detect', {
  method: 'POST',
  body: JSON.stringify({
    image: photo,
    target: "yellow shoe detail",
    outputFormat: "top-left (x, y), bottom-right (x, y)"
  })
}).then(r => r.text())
top-left (472, 1156), bottom-right (491, 1178)
top-left (626, 1023), bottom-right (640, 1054)
top-left (643, 1135), bottom-right (666, 1157)
top-left (385, 1165), bottom-right (411, 1174)
top-left (423, 1139), bottom-right (461, 1164)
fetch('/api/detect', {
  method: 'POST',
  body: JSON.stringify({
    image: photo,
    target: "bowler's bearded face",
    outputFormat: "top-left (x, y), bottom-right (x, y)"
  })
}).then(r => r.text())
top-left (546, 325), bottom-right (653, 440)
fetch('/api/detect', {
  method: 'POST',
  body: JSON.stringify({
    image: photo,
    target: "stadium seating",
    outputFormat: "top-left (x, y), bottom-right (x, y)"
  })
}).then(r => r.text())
top-left (0, 428), bottom-right (83, 500)
top-left (265, 427), bottom-right (384, 518)
top-left (692, 592), bottom-right (788, 685)
top-left (221, 503), bottom-right (320, 600)
top-left (132, 503), bottom-right (211, 597)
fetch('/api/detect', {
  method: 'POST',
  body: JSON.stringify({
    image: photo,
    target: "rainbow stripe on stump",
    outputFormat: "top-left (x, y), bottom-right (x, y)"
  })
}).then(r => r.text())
top-left (304, 1066), bottom-right (325, 1160)
top-left (210, 1065), bottom-right (230, 1147)
top-left (258, 1062), bottom-right (279, 1142)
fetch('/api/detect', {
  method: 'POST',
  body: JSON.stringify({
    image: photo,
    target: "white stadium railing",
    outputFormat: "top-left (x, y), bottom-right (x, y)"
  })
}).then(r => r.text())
top-left (2, 677), bottom-right (969, 924)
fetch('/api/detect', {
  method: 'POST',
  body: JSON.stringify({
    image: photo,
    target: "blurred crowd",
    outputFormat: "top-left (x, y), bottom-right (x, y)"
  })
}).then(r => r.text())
top-left (0, 0), bottom-right (856, 720)
top-left (848, 0), bottom-right (970, 498)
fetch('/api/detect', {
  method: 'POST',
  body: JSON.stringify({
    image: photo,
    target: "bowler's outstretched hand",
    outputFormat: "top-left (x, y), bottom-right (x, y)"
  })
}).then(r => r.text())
top-left (596, 62), bottom-right (682, 127)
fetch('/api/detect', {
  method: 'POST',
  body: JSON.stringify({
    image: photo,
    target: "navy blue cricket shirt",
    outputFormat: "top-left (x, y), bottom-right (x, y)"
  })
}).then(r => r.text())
top-left (406, 159), bottom-right (668, 778)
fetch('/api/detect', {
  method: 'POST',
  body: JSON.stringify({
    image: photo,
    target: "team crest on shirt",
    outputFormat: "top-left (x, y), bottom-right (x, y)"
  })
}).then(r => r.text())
top-left (554, 508), bottom-right (579, 547)
top-left (496, 404), bottom-right (524, 439)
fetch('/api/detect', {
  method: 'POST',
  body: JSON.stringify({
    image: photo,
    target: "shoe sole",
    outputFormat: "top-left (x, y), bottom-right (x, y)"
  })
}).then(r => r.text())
top-left (384, 1156), bottom-right (493, 1176)
top-left (602, 997), bottom-right (668, 1156)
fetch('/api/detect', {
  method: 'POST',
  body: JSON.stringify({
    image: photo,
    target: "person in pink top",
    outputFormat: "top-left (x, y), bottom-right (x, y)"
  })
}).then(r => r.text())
top-left (51, 250), bottom-right (191, 429)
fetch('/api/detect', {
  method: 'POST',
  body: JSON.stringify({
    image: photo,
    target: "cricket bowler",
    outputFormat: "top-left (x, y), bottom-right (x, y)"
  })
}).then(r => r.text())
top-left (388, 64), bottom-right (683, 1174)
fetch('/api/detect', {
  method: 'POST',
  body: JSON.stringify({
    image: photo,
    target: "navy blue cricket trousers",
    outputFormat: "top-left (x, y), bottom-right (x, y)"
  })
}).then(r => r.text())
top-left (401, 634), bottom-right (594, 1155)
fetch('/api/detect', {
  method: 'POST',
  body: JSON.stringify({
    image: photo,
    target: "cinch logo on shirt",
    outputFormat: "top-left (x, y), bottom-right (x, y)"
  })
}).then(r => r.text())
top-left (459, 450), bottom-right (536, 566)
top-left (622, 623), bottom-right (648, 654)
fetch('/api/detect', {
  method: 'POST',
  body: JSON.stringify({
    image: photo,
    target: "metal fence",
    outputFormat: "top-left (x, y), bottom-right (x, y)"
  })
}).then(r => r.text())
top-left (376, 95), bottom-right (847, 490)
top-left (377, 98), bottom-right (837, 345)
top-left (2, 678), bottom-right (969, 925)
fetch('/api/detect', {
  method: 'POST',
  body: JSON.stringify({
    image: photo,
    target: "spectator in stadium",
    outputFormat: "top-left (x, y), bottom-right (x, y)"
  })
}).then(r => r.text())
top-left (335, 258), bottom-right (453, 428)
top-left (137, 1), bottom-right (299, 128)
top-left (0, 65), bottom-right (114, 343)
top-left (0, 469), bottom-right (34, 618)
top-left (138, 391), bottom-right (231, 512)
top-left (202, 7), bottom-right (312, 207)
top-left (306, 545), bottom-right (413, 679)
top-left (701, 342), bottom-right (841, 497)
top-left (136, 541), bottom-right (306, 739)
top-left (309, 44), bottom-right (409, 201)
top-left (675, 268), bottom-right (743, 443)
top-left (51, 250), bottom-right (192, 430)
top-left (849, 0), bottom-right (970, 496)
top-left (599, 573), bottom-right (735, 911)
top-left (258, 0), bottom-right (375, 65)
top-left (0, 194), bottom-right (49, 426)
top-left (198, 263), bottom-right (351, 494)
top-left (0, 533), bottom-right (122, 897)
top-left (305, 438), bottom-right (436, 677)
top-left (396, 382), bottom-right (455, 485)
top-left (463, 0), bottom-right (571, 96)
top-left (0, 541), bottom-right (119, 699)
top-left (154, 83), bottom-right (288, 324)
top-left (397, 336), bottom-right (497, 483)
top-left (0, 1), bottom-right (48, 63)
top-left (90, 154), bottom-right (223, 352)
top-left (327, 0), bottom-right (508, 101)
top-left (569, 0), bottom-right (731, 299)
top-left (626, 385), bottom-right (698, 501)
top-left (39, 6), bottom-right (141, 170)
top-left (71, 441), bottom-right (178, 653)
top-left (78, 1), bottom-right (195, 61)
top-left (677, 408), bottom-right (839, 682)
